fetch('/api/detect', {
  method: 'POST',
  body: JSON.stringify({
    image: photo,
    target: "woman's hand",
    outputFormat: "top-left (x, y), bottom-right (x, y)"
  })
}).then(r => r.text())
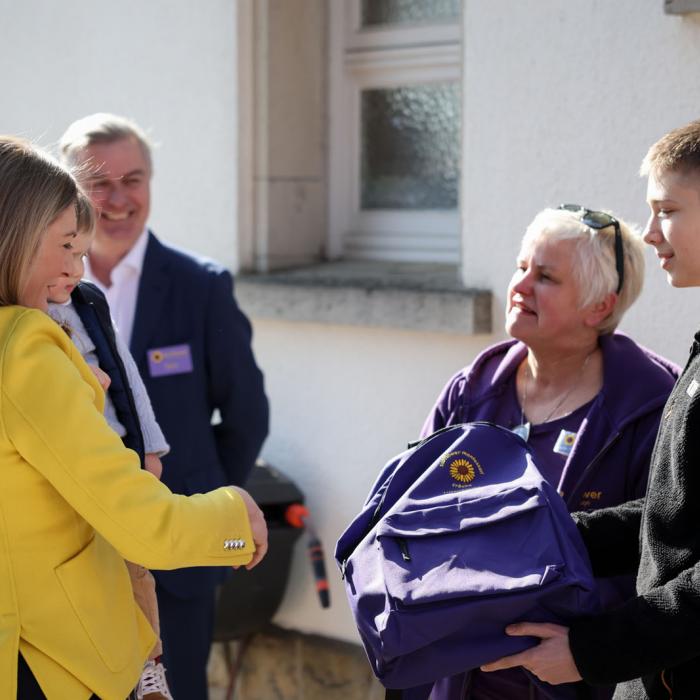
top-left (480, 622), bottom-right (582, 685)
top-left (230, 486), bottom-right (268, 570)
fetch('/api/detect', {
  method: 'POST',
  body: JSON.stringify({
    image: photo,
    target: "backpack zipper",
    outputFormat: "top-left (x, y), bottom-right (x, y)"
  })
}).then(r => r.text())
top-left (397, 538), bottom-right (411, 562)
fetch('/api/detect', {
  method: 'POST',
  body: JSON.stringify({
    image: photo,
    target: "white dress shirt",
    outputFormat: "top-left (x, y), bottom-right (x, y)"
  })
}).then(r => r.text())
top-left (84, 228), bottom-right (149, 348)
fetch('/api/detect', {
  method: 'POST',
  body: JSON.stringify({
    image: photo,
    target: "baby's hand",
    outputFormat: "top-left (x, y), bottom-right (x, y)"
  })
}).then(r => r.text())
top-left (144, 453), bottom-right (163, 480)
top-left (89, 365), bottom-right (111, 391)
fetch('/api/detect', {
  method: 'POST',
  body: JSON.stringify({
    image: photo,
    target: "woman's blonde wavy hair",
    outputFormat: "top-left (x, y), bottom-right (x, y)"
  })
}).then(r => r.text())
top-left (0, 136), bottom-right (94, 306)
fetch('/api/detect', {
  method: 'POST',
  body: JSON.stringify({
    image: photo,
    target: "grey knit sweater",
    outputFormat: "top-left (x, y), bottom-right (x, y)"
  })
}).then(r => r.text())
top-left (48, 300), bottom-right (169, 457)
top-left (571, 332), bottom-right (700, 699)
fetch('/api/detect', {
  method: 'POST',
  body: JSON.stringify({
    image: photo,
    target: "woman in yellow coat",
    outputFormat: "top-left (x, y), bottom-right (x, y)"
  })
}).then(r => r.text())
top-left (0, 136), bottom-right (267, 699)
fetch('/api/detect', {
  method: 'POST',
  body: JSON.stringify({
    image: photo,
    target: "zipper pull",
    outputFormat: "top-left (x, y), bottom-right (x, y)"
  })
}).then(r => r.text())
top-left (397, 538), bottom-right (411, 562)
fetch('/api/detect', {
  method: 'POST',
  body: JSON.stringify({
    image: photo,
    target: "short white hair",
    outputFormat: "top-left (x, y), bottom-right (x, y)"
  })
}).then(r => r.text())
top-left (59, 113), bottom-right (153, 170)
top-left (520, 208), bottom-right (645, 335)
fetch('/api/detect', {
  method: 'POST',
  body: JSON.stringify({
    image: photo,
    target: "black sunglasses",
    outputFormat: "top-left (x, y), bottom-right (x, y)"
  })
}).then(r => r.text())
top-left (557, 204), bottom-right (624, 294)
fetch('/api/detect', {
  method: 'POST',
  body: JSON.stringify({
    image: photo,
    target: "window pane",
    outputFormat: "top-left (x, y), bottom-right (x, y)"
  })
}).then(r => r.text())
top-left (361, 83), bottom-right (460, 210)
top-left (361, 0), bottom-right (461, 27)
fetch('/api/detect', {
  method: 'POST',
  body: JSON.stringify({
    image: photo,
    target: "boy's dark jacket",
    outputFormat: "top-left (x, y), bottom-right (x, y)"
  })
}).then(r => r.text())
top-left (571, 331), bottom-right (700, 699)
top-left (71, 280), bottom-right (145, 464)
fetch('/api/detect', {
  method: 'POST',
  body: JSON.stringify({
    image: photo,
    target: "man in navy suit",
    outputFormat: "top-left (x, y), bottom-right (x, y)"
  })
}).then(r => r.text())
top-left (60, 114), bottom-right (269, 699)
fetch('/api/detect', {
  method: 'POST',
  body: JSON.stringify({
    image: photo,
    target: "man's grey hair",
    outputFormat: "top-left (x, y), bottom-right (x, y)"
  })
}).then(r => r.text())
top-left (59, 113), bottom-right (153, 170)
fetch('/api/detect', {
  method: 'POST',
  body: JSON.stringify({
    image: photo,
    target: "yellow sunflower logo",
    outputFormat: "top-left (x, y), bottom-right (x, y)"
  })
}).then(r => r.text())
top-left (449, 458), bottom-right (476, 484)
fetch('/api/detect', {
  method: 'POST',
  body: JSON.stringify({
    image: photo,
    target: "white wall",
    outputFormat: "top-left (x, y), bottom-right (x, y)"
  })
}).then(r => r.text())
top-left (0, 0), bottom-right (240, 269)
top-left (252, 319), bottom-right (494, 640)
top-left (265, 0), bottom-right (700, 643)
top-left (462, 0), bottom-right (700, 366)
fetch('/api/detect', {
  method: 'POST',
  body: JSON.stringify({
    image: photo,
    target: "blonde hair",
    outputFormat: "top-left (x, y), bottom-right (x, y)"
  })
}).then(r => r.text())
top-left (59, 112), bottom-right (153, 170)
top-left (521, 208), bottom-right (645, 335)
top-left (0, 136), bottom-right (94, 306)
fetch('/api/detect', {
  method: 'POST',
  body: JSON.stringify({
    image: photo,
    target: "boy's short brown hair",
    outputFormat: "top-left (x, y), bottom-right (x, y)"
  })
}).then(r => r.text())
top-left (641, 119), bottom-right (700, 178)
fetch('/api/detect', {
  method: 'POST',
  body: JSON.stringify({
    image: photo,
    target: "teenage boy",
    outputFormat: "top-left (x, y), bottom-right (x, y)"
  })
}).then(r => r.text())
top-left (481, 118), bottom-right (700, 698)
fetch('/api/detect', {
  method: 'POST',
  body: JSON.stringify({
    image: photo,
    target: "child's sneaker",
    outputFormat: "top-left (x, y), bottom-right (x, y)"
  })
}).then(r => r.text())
top-left (136, 659), bottom-right (174, 700)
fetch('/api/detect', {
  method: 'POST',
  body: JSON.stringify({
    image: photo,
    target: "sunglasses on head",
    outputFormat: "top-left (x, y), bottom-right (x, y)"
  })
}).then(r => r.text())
top-left (557, 204), bottom-right (624, 294)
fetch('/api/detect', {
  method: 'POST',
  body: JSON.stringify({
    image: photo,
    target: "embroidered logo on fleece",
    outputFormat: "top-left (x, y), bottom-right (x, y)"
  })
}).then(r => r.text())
top-left (578, 490), bottom-right (604, 509)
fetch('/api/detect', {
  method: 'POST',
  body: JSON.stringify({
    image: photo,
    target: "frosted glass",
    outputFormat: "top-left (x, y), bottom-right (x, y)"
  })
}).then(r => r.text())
top-left (361, 83), bottom-right (460, 210)
top-left (361, 0), bottom-right (460, 27)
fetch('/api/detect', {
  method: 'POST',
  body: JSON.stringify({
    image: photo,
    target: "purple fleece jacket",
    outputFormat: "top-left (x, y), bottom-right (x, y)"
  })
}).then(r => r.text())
top-left (422, 332), bottom-right (678, 699)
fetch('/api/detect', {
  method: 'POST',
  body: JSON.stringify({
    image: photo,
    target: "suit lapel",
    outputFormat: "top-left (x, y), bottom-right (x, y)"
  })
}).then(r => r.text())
top-left (130, 231), bottom-right (171, 361)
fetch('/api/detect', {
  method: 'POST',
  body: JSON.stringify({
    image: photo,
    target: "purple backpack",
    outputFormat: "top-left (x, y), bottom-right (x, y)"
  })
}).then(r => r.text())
top-left (335, 423), bottom-right (600, 697)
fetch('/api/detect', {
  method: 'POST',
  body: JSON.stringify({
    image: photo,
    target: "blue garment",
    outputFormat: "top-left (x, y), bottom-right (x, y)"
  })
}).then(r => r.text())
top-left (71, 281), bottom-right (146, 464)
top-left (336, 423), bottom-right (600, 697)
top-left (500, 377), bottom-right (594, 489)
top-left (129, 232), bottom-right (269, 699)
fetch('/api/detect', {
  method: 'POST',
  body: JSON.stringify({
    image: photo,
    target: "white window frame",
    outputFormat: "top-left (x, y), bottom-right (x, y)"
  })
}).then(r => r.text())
top-left (328, 0), bottom-right (462, 263)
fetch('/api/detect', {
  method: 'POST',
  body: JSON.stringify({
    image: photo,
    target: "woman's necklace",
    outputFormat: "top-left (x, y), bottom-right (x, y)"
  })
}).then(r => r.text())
top-left (512, 352), bottom-right (594, 442)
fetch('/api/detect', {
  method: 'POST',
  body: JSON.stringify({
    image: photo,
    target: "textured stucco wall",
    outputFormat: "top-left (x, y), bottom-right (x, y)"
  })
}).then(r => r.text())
top-left (462, 0), bottom-right (700, 365)
top-left (0, 0), bottom-right (240, 270)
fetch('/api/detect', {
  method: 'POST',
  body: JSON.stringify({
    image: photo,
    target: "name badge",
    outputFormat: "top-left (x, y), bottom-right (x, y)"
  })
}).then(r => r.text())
top-left (553, 429), bottom-right (577, 456)
top-left (687, 379), bottom-right (699, 398)
top-left (147, 343), bottom-right (193, 377)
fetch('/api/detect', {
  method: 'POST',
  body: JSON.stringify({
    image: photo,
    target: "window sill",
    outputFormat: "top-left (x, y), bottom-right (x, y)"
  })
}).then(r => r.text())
top-left (236, 261), bottom-right (492, 335)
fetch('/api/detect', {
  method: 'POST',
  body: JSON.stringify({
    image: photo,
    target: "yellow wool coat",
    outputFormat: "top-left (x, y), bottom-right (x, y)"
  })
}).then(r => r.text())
top-left (0, 307), bottom-right (256, 699)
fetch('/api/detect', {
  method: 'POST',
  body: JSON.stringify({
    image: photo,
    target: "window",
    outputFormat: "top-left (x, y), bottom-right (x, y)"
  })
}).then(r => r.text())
top-left (329, 0), bottom-right (462, 263)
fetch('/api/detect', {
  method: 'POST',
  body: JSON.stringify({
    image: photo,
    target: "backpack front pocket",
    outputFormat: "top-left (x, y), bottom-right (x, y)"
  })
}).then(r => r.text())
top-left (377, 486), bottom-right (566, 608)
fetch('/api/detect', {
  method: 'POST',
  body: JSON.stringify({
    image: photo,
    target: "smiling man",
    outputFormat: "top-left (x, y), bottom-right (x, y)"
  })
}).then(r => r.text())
top-left (66, 124), bottom-right (152, 347)
top-left (59, 113), bottom-right (269, 700)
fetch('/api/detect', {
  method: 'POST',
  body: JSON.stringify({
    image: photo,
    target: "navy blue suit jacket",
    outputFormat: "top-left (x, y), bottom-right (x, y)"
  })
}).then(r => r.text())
top-left (130, 232), bottom-right (269, 598)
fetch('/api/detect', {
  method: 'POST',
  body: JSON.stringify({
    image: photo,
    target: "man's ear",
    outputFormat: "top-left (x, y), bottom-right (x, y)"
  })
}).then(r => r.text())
top-left (583, 292), bottom-right (617, 328)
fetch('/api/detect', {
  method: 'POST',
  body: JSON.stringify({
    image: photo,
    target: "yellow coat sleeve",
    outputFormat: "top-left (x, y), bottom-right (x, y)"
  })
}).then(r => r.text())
top-left (0, 309), bottom-right (255, 569)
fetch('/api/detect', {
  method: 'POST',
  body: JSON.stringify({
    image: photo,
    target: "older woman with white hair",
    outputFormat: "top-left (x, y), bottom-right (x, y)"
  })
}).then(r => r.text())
top-left (422, 206), bottom-right (679, 700)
